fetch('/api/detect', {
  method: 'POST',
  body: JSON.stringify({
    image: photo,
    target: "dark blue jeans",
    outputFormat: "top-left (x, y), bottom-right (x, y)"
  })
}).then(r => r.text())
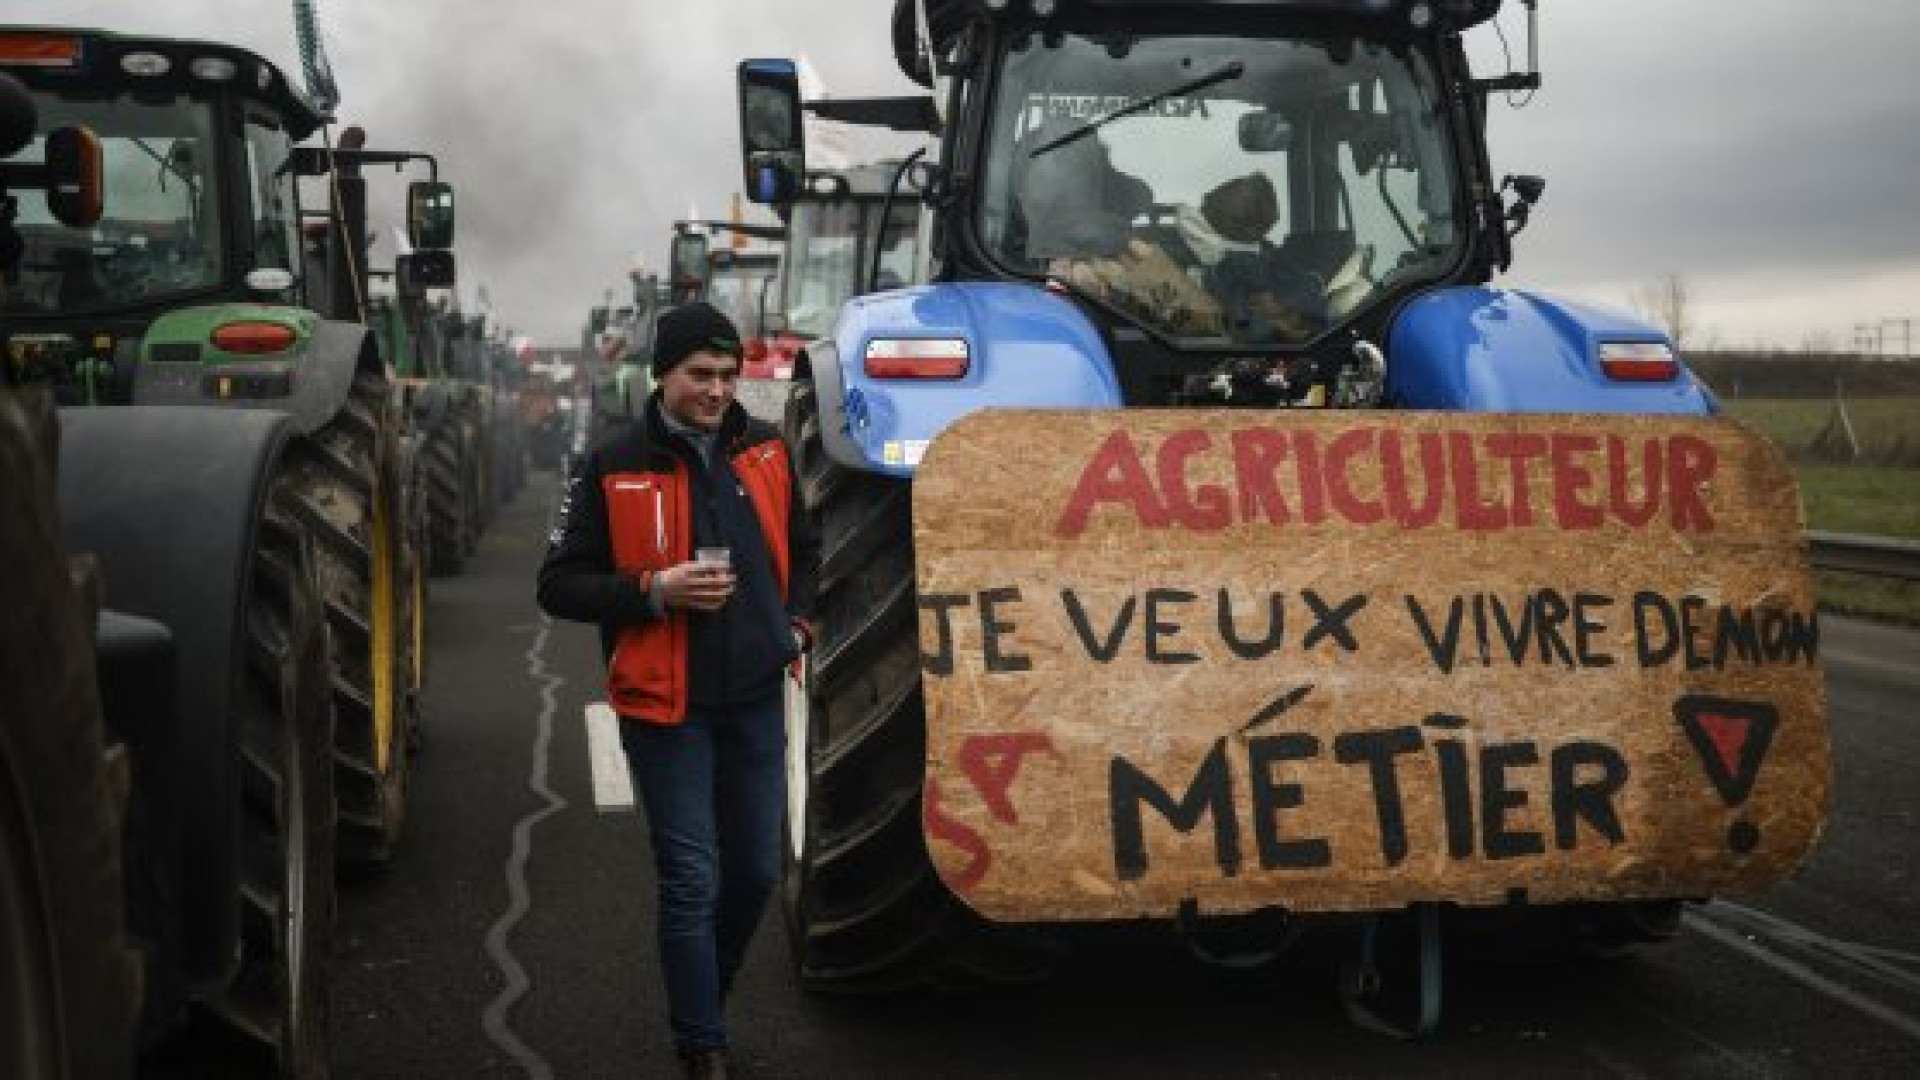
top-left (620, 694), bottom-right (785, 1053)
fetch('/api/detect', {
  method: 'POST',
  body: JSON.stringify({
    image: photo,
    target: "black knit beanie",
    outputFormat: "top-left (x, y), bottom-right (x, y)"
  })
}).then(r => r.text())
top-left (651, 302), bottom-right (742, 379)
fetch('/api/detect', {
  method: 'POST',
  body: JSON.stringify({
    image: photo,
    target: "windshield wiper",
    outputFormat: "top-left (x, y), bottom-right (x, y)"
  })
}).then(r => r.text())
top-left (1027, 60), bottom-right (1246, 158)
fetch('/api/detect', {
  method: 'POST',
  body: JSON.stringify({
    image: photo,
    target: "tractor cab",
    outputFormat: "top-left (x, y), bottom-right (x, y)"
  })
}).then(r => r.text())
top-left (0, 31), bottom-right (319, 320)
top-left (0, 27), bottom-right (455, 401)
top-left (974, 18), bottom-right (1467, 350)
top-left (774, 162), bottom-right (922, 345)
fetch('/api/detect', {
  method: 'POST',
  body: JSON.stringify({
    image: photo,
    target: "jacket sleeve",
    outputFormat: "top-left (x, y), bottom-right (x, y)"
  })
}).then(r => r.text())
top-left (784, 450), bottom-right (820, 623)
top-left (535, 451), bottom-right (658, 626)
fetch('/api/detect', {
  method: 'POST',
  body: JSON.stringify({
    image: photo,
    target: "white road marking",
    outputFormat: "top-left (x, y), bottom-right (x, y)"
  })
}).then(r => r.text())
top-left (585, 701), bottom-right (635, 813)
top-left (1688, 910), bottom-right (1920, 1043)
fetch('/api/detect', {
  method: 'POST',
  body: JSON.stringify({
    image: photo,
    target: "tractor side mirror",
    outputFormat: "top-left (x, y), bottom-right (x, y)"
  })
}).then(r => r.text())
top-left (670, 230), bottom-right (710, 294)
top-left (1236, 111), bottom-right (1293, 154)
top-left (737, 59), bottom-right (805, 205)
top-left (43, 127), bottom-right (103, 228)
top-left (407, 180), bottom-right (456, 250)
top-left (397, 249), bottom-right (456, 294)
top-left (1500, 174), bottom-right (1546, 238)
top-left (0, 122), bottom-right (106, 229)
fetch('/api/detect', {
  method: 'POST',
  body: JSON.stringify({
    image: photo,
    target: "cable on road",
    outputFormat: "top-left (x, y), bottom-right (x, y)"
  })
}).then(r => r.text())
top-left (480, 613), bottom-right (569, 1079)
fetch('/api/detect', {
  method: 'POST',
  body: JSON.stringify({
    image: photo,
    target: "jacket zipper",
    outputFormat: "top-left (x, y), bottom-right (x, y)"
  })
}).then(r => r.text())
top-left (652, 486), bottom-right (666, 555)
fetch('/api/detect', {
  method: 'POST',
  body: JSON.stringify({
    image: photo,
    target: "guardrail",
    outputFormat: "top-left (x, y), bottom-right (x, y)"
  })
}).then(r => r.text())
top-left (1809, 531), bottom-right (1920, 582)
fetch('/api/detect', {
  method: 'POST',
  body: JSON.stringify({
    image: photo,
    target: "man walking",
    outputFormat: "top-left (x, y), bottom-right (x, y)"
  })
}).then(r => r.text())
top-left (537, 302), bottom-right (817, 1078)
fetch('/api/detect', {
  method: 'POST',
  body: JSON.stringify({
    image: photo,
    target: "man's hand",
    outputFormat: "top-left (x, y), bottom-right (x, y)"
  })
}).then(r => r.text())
top-left (659, 560), bottom-right (735, 612)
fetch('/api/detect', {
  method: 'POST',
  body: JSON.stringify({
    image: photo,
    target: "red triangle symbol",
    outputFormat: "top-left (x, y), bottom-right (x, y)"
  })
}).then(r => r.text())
top-left (1699, 712), bottom-right (1751, 777)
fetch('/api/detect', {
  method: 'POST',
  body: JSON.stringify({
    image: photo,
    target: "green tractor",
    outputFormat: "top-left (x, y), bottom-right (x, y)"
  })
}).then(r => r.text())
top-left (474, 320), bottom-right (528, 514)
top-left (371, 289), bottom-right (486, 577)
top-left (437, 309), bottom-right (508, 544)
top-left (4, 64), bottom-right (332, 1077)
top-left (585, 267), bottom-right (670, 439)
top-left (0, 24), bottom-right (431, 877)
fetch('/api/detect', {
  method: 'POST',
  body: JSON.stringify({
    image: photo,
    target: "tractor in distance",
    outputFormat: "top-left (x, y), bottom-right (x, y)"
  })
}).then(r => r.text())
top-left (584, 267), bottom-right (670, 437)
top-left (759, 159), bottom-right (925, 379)
top-left (665, 217), bottom-right (786, 370)
top-left (738, 0), bottom-right (1830, 1036)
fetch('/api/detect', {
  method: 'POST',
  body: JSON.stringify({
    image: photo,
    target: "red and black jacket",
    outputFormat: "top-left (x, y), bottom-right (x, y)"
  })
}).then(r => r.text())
top-left (537, 395), bottom-right (818, 723)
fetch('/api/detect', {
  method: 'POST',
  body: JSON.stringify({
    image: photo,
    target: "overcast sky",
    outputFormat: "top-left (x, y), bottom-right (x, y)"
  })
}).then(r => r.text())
top-left (14, 0), bottom-right (1920, 351)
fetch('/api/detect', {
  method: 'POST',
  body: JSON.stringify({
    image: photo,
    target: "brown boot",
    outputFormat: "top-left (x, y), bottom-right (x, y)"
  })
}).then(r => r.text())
top-left (681, 1047), bottom-right (728, 1080)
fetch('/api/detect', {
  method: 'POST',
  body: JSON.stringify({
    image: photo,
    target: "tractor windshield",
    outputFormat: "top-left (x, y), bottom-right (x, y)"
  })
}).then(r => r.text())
top-left (708, 256), bottom-right (779, 340)
top-left (781, 200), bottom-right (862, 338)
top-left (3, 90), bottom-right (225, 315)
top-left (979, 28), bottom-right (1463, 348)
top-left (780, 196), bottom-right (920, 338)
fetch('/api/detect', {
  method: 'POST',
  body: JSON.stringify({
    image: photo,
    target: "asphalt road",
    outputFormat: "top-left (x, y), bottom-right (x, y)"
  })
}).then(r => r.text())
top-left (329, 471), bottom-right (1920, 1079)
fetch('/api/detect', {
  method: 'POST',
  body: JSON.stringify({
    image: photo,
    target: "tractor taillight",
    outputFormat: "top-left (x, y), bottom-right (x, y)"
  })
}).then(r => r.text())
top-left (0, 34), bottom-right (83, 69)
top-left (212, 321), bottom-right (297, 354)
top-left (864, 337), bottom-right (969, 380)
top-left (1598, 341), bottom-right (1678, 382)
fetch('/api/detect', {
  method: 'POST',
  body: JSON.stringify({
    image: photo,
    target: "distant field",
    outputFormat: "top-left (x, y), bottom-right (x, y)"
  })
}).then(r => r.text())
top-left (1791, 465), bottom-right (1920, 538)
top-left (1720, 395), bottom-right (1920, 463)
top-left (1795, 467), bottom-right (1920, 624)
top-left (1718, 398), bottom-right (1920, 623)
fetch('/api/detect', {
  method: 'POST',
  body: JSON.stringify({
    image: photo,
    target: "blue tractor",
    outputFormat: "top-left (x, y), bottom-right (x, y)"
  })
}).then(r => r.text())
top-left (742, 0), bottom-right (1825, 1032)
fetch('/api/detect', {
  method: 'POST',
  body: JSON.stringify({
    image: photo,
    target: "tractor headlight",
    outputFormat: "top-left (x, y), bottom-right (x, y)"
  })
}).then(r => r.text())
top-left (119, 50), bottom-right (172, 77)
top-left (189, 56), bottom-right (239, 82)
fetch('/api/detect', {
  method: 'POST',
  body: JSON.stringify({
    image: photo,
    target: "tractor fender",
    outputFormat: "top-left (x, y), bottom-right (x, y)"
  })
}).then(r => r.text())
top-left (56, 405), bottom-right (289, 987)
top-left (817, 282), bottom-right (1122, 477)
top-left (92, 609), bottom-right (189, 1029)
top-left (277, 318), bottom-right (379, 436)
top-left (132, 315), bottom-right (374, 438)
top-left (1387, 286), bottom-right (1717, 414)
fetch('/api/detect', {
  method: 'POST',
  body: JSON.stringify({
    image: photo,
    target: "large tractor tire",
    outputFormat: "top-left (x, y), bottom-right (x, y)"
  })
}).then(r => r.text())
top-left (394, 437), bottom-right (431, 740)
top-left (457, 398), bottom-right (485, 557)
top-left (469, 394), bottom-right (498, 534)
top-left (281, 367), bottom-right (412, 864)
top-left (200, 482), bottom-right (338, 1077)
top-left (780, 379), bottom-right (1057, 993)
top-left (493, 394), bottom-right (525, 505)
top-left (423, 412), bottom-right (471, 577)
top-left (0, 388), bottom-right (141, 1080)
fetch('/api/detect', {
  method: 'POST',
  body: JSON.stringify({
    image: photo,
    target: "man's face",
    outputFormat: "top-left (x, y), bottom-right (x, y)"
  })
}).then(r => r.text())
top-left (660, 349), bottom-right (740, 431)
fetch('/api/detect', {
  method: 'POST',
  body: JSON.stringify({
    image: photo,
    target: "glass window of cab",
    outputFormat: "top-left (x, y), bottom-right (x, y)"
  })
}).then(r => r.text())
top-left (979, 29), bottom-right (1462, 347)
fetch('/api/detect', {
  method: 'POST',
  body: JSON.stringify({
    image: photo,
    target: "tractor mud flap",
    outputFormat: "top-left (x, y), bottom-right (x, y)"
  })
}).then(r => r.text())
top-left (912, 410), bottom-right (1830, 922)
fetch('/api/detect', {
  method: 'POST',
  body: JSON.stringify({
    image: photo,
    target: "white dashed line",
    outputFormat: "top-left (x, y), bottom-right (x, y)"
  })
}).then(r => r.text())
top-left (585, 701), bottom-right (635, 813)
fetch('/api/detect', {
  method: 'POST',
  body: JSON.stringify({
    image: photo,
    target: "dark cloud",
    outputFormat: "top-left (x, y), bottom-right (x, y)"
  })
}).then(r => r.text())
top-left (1475, 0), bottom-right (1920, 304)
top-left (17, 0), bottom-right (1920, 343)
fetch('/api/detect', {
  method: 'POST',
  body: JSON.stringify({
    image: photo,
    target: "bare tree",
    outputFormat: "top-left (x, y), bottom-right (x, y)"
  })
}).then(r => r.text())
top-left (1631, 273), bottom-right (1694, 349)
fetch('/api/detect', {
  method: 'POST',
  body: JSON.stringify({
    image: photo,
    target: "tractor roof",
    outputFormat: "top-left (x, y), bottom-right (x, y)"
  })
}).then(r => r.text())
top-left (0, 26), bottom-right (328, 139)
top-left (889, 0), bottom-right (1502, 84)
